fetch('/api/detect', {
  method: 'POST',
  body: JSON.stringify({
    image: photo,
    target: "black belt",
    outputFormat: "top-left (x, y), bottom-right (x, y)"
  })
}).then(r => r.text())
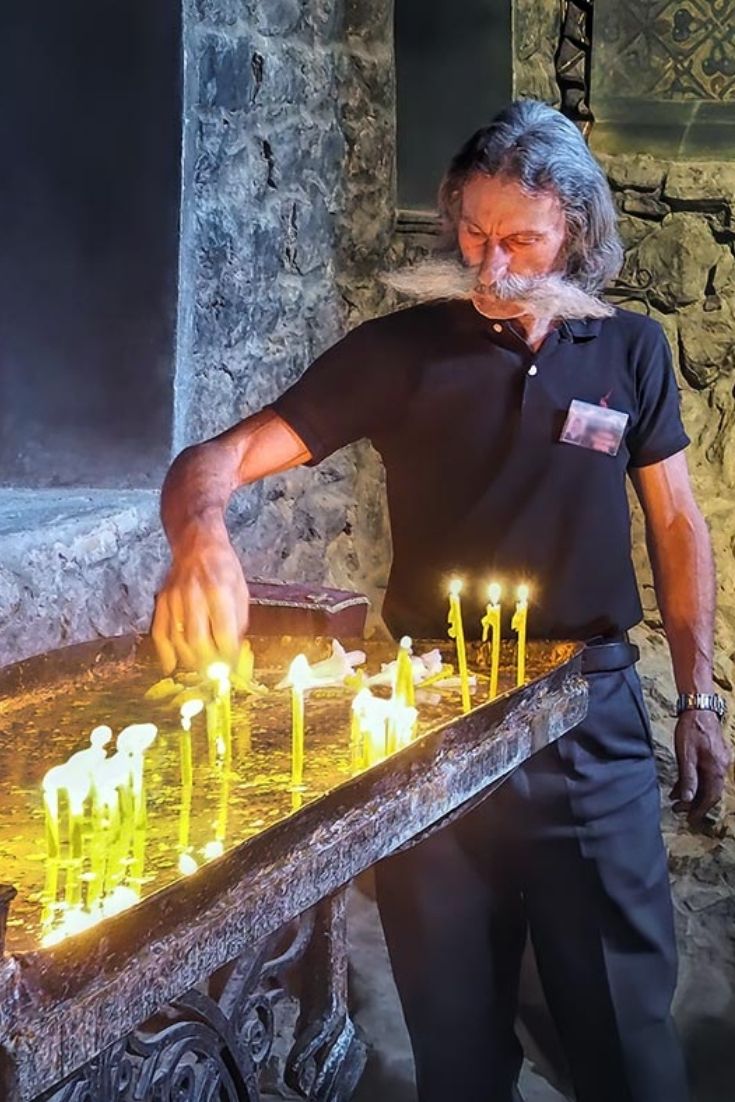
top-left (580, 633), bottom-right (639, 675)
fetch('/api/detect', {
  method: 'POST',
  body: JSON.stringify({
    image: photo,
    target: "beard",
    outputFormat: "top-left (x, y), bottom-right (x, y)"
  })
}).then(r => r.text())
top-left (382, 255), bottom-right (615, 321)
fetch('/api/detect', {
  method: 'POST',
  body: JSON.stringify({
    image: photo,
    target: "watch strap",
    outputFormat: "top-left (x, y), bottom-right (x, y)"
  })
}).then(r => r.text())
top-left (676, 691), bottom-right (727, 720)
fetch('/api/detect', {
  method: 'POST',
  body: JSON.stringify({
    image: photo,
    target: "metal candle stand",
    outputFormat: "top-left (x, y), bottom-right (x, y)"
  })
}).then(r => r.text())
top-left (0, 621), bottom-right (587, 1102)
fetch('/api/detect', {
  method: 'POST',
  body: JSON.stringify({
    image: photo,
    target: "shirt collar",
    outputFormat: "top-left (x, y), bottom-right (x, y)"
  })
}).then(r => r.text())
top-left (559, 318), bottom-right (604, 342)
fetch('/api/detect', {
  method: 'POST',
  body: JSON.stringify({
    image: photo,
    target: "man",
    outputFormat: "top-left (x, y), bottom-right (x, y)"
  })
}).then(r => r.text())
top-left (153, 101), bottom-right (731, 1101)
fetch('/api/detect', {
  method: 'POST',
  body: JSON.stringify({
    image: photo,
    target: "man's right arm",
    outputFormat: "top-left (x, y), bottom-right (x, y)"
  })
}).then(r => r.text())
top-left (152, 410), bottom-right (311, 673)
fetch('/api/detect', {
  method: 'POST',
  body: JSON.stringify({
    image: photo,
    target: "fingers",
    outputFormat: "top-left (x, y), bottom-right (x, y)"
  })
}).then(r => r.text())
top-left (168, 589), bottom-right (201, 671)
top-left (152, 593), bottom-right (178, 675)
top-left (151, 541), bottom-right (250, 673)
top-left (153, 580), bottom-right (246, 673)
top-left (209, 587), bottom-right (243, 667)
top-left (687, 766), bottom-right (727, 826)
top-left (676, 750), bottom-right (698, 807)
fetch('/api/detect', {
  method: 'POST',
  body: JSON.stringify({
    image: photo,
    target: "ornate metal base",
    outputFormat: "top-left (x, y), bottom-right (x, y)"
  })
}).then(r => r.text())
top-left (39, 892), bottom-right (365, 1102)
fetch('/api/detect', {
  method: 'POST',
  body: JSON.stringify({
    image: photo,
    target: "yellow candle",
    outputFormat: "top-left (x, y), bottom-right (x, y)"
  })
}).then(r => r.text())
top-left (215, 765), bottom-right (230, 847)
top-left (116, 723), bottom-right (157, 828)
top-left (179, 698), bottom-right (203, 790)
top-left (237, 706), bottom-right (252, 757)
top-left (352, 688), bottom-right (387, 767)
top-left (207, 662), bottom-right (232, 768)
top-left (205, 698), bottom-right (219, 767)
top-left (447, 578), bottom-right (471, 713)
top-left (66, 769), bottom-right (91, 863)
top-left (41, 856), bottom-right (60, 932)
top-left (129, 817), bottom-right (147, 893)
top-left (177, 778), bottom-right (193, 856)
top-left (481, 582), bottom-right (502, 700)
top-left (236, 639), bottom-right (254, 682)
top-left (512, 584), bottom-right (529, 686)
top-left (393, 635), bottom-right (415, 708)
top-left (350, 701), bottom-right (365, 773)
top-left (41, 766), bottom-right (64, 859)
top-left (289, 654), bottom-right (310, 790)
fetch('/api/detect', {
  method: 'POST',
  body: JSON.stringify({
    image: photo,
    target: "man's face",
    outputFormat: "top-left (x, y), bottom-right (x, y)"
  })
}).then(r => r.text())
top-left (457, 173), bottom-right (567, 319)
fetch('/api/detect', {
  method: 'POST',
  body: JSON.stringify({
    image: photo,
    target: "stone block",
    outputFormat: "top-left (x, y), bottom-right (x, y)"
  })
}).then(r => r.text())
top-left (253, 0), bottom-right (303, 36)
top-left (621, 191), bottom-right (669, 220)
top-left (679, 298), bottom-right (735, 388)
top-left (597, 153), bottom-right (667, 193)
top-left (191, 0), bottom-right (246, 28)
top-left (664, 162), bottom-right (735, 204)
top-left (632, 213), bottom-right (722, 308)
top-left (197, 34), bottom-right (253, 110)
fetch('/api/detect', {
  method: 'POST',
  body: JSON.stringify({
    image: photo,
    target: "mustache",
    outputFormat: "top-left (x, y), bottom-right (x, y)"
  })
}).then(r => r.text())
top-left (382, 257), bottom-right (614, 321)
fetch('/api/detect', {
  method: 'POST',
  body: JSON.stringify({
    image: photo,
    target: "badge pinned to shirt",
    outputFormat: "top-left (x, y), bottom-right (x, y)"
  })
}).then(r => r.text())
top-left (560, 399), bottom-right (629, 457)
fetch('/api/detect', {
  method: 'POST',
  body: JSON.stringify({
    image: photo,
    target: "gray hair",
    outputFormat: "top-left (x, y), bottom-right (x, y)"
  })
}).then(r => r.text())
top-left (438, 100), bottom-right (623, 293)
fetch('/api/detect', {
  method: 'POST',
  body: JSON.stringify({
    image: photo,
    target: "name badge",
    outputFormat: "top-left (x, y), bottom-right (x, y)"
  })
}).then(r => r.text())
top-left (560, 399), bottom-right (629, 456)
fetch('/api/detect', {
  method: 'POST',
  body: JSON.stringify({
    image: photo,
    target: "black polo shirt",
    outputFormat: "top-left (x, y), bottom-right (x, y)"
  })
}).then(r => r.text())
top-left (271, 300), bottom-right (689, 641)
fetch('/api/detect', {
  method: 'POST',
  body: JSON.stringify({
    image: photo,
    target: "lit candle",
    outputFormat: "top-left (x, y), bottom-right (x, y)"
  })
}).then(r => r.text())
top-left (65, 767), bottom-right (92, 863)
top-left (41, 856), bottom-right (60, 933)
top-left (288, 654), bottom-right (310, 791)
top-left (393, 636), bottom-right (415, 708)
top-left (215, 761), bottom-right (230, 849)
top-left (352, 687), bottom-right (387, 767)
top-left (512, 584), bottom-right (529, 687)
top-left (207, 662), bottom-right (232, 768)
top-left (128, 817), bottom-right (147, 893)
top-left (178, 852), bottom-right (199, 876)
top-left (179, 698), bottom-right (203, 790)
top-left (41, 764), bottom-right (65, 859)
top-left (481, 582), bottom-right (502, 700)
top-left (116, 723), bottom-right (157, 827)
top-left (388, 698), bottom-right (418, 751)
top-left (447, 578), bottom-right (471, 713)
top-left (178, 779), bottom-right (193, 859)
top-left (350, 691), bottom-right (366, 773)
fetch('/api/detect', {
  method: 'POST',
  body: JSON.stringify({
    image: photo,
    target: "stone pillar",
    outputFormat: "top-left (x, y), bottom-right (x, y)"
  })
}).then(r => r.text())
top-left (175, 0), bottom-right (395, 619)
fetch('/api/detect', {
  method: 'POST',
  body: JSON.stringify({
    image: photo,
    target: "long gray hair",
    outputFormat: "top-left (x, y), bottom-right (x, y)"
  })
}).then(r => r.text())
top-left (438, 100), bottom-right (623, 293)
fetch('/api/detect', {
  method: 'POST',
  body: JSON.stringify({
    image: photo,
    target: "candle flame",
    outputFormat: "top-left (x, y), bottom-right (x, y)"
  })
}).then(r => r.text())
top-left (90, 725), bottom-right (113, 749)
top-left (517, 584), bottom-right (530, 604)
top-left (116, 723), bottom-right (158, 755)
top-left (288, 653), bottom-right (312, 692)
top-left (399, 635), bottom-right (412, 650)
top-left (449, 578), bottom-right (463, 598)
top-left (178, 853), bottom-right (199, 876)
top-left (207, 661), bottom-right (231, 691)
top-left (180, 697), bottom-right (204, 730)
top-left (488, 582), bottom-right (501, 605)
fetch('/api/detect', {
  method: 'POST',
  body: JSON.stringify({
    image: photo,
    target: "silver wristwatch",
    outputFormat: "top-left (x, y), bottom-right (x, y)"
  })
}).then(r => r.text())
top-left (675, 691), bottom-right (727, 721)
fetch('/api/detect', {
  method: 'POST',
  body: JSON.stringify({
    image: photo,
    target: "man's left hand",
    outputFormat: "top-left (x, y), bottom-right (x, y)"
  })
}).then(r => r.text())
top-left (670, 710), bottom-right (732, 826)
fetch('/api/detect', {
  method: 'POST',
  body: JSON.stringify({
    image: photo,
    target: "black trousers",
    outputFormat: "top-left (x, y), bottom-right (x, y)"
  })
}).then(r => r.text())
top-left (375, 667), bottom-right (689, 1102)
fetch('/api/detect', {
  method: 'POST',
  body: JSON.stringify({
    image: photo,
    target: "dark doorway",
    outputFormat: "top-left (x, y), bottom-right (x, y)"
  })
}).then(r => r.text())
top-left (0, 1), bottom-right (181, 487)
top-left (395, 0), bottom-right (513, 211)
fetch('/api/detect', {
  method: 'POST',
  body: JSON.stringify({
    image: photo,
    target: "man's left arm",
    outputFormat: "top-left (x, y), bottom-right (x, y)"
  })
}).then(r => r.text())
top-left (630, 450), bottom-right (732, 825)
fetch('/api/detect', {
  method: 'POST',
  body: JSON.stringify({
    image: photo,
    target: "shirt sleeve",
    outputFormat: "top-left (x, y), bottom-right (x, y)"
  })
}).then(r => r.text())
top-left (627, 321), bottom-right (690, 468)
top-left (269, 316), bottom-right (411, 465)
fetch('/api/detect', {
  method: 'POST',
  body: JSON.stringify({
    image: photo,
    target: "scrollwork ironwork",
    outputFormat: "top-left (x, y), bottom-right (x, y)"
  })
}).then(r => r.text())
top-left (555, 0), bottom-right (596, 135)
top-left (39, 899), bottom-right (362, 1102)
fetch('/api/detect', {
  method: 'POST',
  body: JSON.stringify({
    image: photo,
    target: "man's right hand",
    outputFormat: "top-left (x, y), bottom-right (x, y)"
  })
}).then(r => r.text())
top-left (152, 410), bottom-right (311, 672)
top-left (152, 529), bottom-right (250, 674)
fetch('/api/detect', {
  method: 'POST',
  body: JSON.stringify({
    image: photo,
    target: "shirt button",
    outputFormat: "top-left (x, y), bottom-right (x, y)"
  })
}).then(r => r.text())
top-left (528, 364), bottom-right (538, 376)
top-left (492, 323), bottom-right (502, 333)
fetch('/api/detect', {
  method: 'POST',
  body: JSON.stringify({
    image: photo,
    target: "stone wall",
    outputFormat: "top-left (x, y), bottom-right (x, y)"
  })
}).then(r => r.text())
top-left (176, 0), bottom-right (395, 625)
top-left (0, 0), bottom-right (397, 667)
top-left (598, 155), bottom-right (735, 707)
